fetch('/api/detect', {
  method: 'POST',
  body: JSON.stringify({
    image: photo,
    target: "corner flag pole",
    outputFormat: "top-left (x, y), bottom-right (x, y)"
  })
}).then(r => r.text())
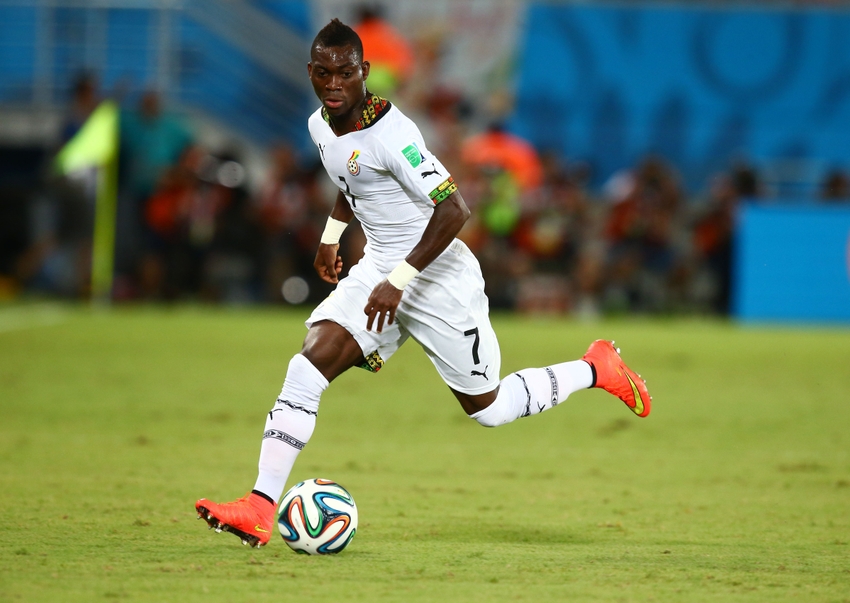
top-left (55, 100), bottom-right (120, 305)
top-left (90, 144), bottom-right (119, 304)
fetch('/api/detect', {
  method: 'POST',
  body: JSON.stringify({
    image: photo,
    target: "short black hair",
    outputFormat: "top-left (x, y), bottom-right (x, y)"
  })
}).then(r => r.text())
top-left (312, 18), bottom-right (363, 60)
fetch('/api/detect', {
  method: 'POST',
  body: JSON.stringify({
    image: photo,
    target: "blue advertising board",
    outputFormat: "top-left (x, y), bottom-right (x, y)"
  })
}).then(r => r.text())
top-left (512, 4), bottom-right (850, 191)
top-left (733, 204), bottom-right (850, 323)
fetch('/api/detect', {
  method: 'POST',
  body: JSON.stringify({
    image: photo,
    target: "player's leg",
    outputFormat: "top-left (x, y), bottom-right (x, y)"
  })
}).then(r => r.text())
top-left (253, 320), bottom-right (364, 501)
top-left (401, 241), bottom-right (650, 426)
top-left (460, 340), bottom-right (650, 426)
top-left (452, 355), bottom-right (593, 419)
top-left (412, 315), bottom-right (600, 424)
top-left (196, 321), bottom-right (364, 548)
top-left (196, 259), bottom-right (407, 547)
top-left (452, 357), bottom-right (596, 425)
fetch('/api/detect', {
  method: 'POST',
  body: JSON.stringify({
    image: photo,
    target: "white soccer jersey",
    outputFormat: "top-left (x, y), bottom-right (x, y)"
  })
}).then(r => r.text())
top-left (307, 95), bottom-right (501, 393)
top-left (308, 95), bottom-right (458, 272)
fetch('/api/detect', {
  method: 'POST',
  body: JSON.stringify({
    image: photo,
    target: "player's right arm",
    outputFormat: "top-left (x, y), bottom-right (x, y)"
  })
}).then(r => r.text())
top-left (364, 188), bottom-right (470, 333)
top-left (314, 190), bottom-right (354, 284)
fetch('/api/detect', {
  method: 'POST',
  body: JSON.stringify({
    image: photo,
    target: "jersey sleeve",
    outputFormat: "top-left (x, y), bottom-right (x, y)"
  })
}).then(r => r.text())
top-left (376, 116), bottom-right (458, 206)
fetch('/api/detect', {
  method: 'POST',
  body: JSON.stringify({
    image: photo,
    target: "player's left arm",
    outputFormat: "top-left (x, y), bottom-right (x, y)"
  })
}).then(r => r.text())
top-left (364, 190), bottom-right (470, 333)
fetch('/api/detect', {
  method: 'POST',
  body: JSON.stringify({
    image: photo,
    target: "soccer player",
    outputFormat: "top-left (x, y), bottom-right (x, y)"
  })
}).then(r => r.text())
top-left (196, 19), bottom-right (651, 548)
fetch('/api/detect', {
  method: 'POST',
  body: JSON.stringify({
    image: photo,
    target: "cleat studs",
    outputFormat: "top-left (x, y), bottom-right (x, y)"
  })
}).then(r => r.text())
top-left (215, 528), bottom-right (222, 533)
top-left (242, 539), bottom-right (248, 546)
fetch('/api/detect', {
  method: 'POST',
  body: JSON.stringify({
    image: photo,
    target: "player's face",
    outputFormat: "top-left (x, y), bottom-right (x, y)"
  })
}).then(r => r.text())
top-left (308, 44), bottom-right (370, 122)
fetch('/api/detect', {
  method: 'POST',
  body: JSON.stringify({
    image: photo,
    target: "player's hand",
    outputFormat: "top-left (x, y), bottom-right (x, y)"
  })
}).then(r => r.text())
top-left (364, 280), bottom-right (403, 333)
top-left (314, 243), bottom-right (343, 284)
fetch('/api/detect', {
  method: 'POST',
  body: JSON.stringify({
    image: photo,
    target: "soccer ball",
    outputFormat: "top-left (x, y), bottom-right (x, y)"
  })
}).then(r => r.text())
top-left (277, 478), bottom-right (358, 554)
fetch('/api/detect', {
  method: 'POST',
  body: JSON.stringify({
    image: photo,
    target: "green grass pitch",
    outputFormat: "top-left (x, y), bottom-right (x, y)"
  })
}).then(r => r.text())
top-left (1, 304), bottom-right (849, 602)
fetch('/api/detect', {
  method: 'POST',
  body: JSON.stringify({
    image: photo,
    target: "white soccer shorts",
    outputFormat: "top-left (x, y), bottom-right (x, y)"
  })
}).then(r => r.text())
top-left (306, 240), bottom-right (501, 395)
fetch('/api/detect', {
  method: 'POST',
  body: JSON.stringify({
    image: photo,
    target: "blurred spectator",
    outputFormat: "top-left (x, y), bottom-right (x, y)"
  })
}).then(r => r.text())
top-left (479, 168), bottom-right (522, 238)
top-left (513, 154), bottom-right (592, 314)
top-left (138, 145), bottom-right (203, 300)
top-left (15, 178), bottom-right (94, 298)
top-left (353, 5), bottom-right (414, 97)
top-left (61, 72), bottom-right (100, 143)
top-left (10, 70), bottom-right (794, 317)
top-left (15, 73), bottom-right (102, 297)
top-left (418, 86), bottom-right (472, 172)
top-left (118, 90), bottom-right (194, 296)
top-left (820, 169), bottom-right (850, 202)
top-left (138, 146), bottom-right (259, 302)
top-left (461, 123), bottom-right (543, 191)
top-left (692, 173), bottom-right (740, 314)
top-left (204, 153), bottom-right (264, 303)
top-left (121, 90), bottom-right (193, 204)
top-left (600, 157), bottom-right (685, 313)
top-left (730, 162), bottom-right (761, 199)
top-left (458, 163), bottom-right (528, 309)
top-left (256, 145), bottom-right (329, 303)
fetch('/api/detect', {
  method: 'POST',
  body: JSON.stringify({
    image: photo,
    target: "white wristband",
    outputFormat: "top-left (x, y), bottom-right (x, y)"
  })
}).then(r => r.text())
top-left (320, 217), bottom-right (348, 245)
top-left (387, 261), bottom-right (420, 290)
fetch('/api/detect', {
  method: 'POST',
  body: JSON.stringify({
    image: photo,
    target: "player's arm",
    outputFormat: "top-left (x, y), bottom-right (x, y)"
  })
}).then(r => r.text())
top-left (314, 190), bottom-right (354, 284)
top-left (365, 190), bottom-right (471, 332)
top-left (405, 190), bottom-right (470, 271)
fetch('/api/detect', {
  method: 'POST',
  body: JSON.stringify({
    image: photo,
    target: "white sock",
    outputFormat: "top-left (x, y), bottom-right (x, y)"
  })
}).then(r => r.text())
top-left (253, 353), bottom-right (328, 502)
top-left (471, 360), bottom-right (593, 427)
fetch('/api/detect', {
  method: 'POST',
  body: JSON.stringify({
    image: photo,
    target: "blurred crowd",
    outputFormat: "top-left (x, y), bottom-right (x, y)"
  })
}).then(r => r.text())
top-left (8, 8), bottom-right (850, 315)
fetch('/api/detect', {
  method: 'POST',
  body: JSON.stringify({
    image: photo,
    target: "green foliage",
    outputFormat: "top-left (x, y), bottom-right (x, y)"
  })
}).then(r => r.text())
top-left (1, 305), bottom-right (849, 602)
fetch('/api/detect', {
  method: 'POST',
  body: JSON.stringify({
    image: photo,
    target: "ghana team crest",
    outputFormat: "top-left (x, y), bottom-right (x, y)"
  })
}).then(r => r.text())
top-left (347, 150), bottom-right (361, 176)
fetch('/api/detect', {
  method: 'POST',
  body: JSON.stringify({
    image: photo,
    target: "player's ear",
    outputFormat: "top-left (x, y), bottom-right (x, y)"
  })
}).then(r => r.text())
top-left (307, 62), bottom-right (313, 78)
top-left (361, 60), bottom-right (370, 80)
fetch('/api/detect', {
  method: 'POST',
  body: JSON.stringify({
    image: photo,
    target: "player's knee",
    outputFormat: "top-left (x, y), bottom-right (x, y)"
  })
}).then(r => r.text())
top-left (301, 321), bottom-right (363, 381)
top-left (471, 405), bottom-right (510, 427)
top-left (472, 410), bottom-right (502, 428)
top-left (469, 378), bottom-right (523, 428)
top-left (469, 386), bottom-right (513, 428)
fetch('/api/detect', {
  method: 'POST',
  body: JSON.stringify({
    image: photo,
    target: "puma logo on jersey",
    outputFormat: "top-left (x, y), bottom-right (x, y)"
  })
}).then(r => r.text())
top-left (470, 365), bottom-right (489, 380)
top-left (317, 143), bottom-right (326, 160)
top-left (421, 163), bottom-right (441, 179)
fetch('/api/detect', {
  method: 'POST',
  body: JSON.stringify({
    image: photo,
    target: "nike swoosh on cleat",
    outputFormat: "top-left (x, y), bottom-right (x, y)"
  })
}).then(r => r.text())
top-left (624, 372), bottom-right (644, 415)
top-left (254, 525), bottom-right (269, 533)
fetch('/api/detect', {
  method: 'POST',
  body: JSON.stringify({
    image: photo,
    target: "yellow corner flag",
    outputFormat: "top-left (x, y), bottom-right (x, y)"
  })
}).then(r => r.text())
top-left (55, 100), bottom-right (120, 305)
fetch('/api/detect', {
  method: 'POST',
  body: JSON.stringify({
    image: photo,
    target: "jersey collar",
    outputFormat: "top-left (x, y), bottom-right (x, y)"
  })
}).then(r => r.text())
top-left (322, 92), bottom-right (391, 133)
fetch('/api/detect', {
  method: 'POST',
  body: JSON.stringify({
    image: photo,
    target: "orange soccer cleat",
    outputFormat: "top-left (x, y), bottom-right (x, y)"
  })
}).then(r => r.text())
top-left (195, 491), bottom-right (276, 548)
top-left (582, 340), bottom-right (651, 417)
